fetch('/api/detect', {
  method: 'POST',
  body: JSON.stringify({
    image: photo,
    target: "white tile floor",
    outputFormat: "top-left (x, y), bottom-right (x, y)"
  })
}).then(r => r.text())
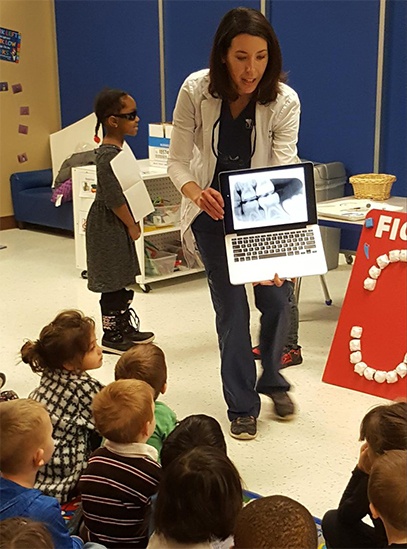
top-left (0, 228), bottom-right (387, 519)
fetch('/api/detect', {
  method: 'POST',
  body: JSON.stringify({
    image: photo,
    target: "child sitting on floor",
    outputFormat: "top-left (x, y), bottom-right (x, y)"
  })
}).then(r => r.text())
top-left (0, 399), bottom-right (83, 549)
top-left (160, 414), bottom-right (227, 469)
top-left (233, 494), bottom-right (318, 549)
top-left (368, 449), bottom-right (407, 548)
top-left (79, 379), bottom-right (161, 548)
top-left (21, 310), bottom-right (104, 503)
top-left (322, 401), bottom-right (407, 549)
top-left (115, 343), bottom-right (177, 455)
top-left (148, 446), bottom-right (242, 549)
top-left (0, 517), bottom-right (54, 549)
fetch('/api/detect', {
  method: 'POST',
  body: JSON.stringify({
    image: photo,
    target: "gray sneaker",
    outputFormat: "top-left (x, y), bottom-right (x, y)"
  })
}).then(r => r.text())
top-left (270, 392), bottom-right (296, 421)
top-left (230, 416), bottom-right (257, 440)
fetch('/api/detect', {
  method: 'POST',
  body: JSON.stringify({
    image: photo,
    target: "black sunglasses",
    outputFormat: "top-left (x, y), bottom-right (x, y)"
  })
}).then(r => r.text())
top-left (109, 109), bottom-right (138, 121)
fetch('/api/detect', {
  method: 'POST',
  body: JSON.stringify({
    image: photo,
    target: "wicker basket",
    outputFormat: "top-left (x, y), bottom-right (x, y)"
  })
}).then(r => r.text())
top-left (349, 173), bottom-right (396, 200)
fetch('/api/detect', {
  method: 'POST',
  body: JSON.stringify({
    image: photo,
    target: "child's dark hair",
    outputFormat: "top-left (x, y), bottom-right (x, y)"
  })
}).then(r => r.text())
top-left (0, 517), bottom-right (54, 549)
top-left (234, 495), bottom-right (318, 549)
top-left (94, 87), bottom-right (128, 141)
top-left (360, 401), bottom-right (407, 455)
top-left (21, 310), bottom-right (95, 373)
top-left (115, 343), bottom-right (167, 400)
top-left (155, 446), bottom-right (242, 544)
top-left (160, 414), bottom-right (227, 469)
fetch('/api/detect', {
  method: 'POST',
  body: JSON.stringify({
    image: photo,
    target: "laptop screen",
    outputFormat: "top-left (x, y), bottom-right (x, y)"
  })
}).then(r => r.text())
top-left (219, 162), bottom-right (317, 235)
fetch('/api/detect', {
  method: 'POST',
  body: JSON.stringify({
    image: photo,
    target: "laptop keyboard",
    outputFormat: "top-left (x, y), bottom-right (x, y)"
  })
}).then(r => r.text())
top-left (231, 229), bottom-right (317, 262)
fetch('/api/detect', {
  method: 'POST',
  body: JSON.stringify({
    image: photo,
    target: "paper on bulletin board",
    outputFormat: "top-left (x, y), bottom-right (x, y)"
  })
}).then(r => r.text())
top-left (322, 210), bottom-right (407, 400)
top-left (0, 27), bottom-right (21, 63)
top-left (110, 143), bottom-right (154, 223)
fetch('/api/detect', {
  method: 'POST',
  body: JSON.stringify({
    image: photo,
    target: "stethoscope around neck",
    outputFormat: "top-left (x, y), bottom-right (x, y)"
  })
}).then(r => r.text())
top-left (211, 110), bottom-right (257, 168)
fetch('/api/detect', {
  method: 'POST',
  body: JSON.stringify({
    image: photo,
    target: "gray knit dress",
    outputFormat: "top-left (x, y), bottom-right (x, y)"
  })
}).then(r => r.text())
top-left (86, 145), bottom-right (140, 293)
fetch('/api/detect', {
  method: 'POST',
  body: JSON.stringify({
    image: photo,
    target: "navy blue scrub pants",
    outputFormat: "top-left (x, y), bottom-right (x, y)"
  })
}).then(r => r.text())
top-left (192, 228), bottom-right (291, 421)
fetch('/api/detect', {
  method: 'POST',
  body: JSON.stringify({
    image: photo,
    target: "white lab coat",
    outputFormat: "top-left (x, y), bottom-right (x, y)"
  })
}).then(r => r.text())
top-left (168, 69), bottom-right (301, 266)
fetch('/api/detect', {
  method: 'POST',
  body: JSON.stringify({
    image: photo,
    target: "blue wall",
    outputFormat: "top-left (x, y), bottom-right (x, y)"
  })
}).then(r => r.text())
top-left (380, 0), bottom-right (407, 196)
top-left (54, 0), bottom-right (160, 159)
top-left (269, 0), bottom-right (379, 178)
top-left (55, 0), bottom-right (406, 196)
top-left (163, 0), bottom-right (260, 120)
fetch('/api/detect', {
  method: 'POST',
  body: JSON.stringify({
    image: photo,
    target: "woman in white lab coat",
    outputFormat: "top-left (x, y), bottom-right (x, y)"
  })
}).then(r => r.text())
top-left (168, 7), bottom-right (300, 440)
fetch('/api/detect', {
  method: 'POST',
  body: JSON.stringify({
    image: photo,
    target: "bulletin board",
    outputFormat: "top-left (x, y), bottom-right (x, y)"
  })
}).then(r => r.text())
top-left (322, 209), bottom-right (407, 400)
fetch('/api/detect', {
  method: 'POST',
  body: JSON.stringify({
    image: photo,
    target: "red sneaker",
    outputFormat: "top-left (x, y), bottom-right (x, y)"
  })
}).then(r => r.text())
top-left (252, 346), bottom-right (303, 367)
top-left (281, 347), bottom-right (303, 368)
top-left (252, 345), bottom-right (262, 360)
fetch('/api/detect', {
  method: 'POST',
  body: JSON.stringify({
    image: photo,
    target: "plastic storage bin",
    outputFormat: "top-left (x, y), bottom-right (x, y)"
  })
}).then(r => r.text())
top-left (145, 204), bottom-right (180, 227)
top-left (145, 251), bottom-right (177, 277)
top-left (312, 161), bottom-right (346, 270)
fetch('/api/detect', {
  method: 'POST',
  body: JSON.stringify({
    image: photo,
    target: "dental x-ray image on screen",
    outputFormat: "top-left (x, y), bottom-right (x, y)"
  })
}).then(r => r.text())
top-left (219, 162), bottom-right (327, 284)
top-left (229, 166), bottom-right (307, 231)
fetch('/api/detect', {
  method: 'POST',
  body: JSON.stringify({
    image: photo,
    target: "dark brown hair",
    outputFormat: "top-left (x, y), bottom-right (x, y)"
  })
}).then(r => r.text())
top-left (155, 446), bottom-right (242, 543)
top-left (209, 7), bottom-right (286, 104)
top-left (234, 494), bottom-right (318, 549)
top-left (360, 401), bottom-right (407, 455)
top-left (368, 449), bottom-right (407, 532)
top-left (160, 414), bottom-right (227, 469)
top-left (0, 518), bottom-right (54, 549)
top-left (115, 343), bottom-right (167, 400)
top-left (20, 310), bottom-right (95, 373)
top-left (94, 87), bottom-right (128, 138)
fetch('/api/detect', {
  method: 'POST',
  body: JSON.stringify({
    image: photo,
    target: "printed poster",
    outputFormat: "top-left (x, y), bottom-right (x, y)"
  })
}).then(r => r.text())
top-left (0, 27), bottom-right (21, 63)
top-left (322, 210), bottom-right (407, 400)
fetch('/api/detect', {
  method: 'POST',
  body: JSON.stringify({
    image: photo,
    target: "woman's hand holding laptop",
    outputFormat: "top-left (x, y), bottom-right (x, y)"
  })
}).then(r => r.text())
top-left (253, 274), bottom-right (287, 287)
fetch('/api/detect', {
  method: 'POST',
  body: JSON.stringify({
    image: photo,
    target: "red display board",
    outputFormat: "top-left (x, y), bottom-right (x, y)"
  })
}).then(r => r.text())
top-left (323, 209), bottom-right (407, 400)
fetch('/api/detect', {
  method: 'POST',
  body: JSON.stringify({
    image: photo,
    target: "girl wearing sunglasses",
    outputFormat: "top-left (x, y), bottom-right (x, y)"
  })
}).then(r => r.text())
top-left (86, 87), bottom-right (154, 354)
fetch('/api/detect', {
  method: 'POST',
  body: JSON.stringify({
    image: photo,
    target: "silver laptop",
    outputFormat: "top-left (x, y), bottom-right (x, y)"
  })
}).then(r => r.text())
top-left (219, 162), bottom-right (327, 285)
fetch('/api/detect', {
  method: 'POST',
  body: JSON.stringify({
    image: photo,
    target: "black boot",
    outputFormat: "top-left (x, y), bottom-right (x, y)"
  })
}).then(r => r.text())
top-left (125, 289), bottom-right (134, 305)
top-left (101, 312), bottom-right (136, 354)
top-left (119, 306), bottom-right (155, 344)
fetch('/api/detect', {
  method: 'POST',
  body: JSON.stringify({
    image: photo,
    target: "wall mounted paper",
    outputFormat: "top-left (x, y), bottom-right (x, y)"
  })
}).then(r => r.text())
top-left (11, 83), bottom-right (22, 94)
top-left (18, 124), bottom-right (28, 135)
top-left (17, 153), bottom-right (27, 163)
top-left (0, 82), bottom-right (8, 92)
top-left (110, 143), bottom-right (154, 222)
top-left (20, 106), bottom-right (29, 115)
top-left (0, 27), bottom-right (21, 63)
top-left (50, 114), bottom-right (102, 187)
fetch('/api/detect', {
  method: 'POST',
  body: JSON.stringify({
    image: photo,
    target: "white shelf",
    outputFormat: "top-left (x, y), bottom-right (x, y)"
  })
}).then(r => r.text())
top-left (136, 266), bottom-right (204, 286)
top-left (137, 158), bottom-right (168, 180)
top-left (143, 224), bottom-right (180, 236)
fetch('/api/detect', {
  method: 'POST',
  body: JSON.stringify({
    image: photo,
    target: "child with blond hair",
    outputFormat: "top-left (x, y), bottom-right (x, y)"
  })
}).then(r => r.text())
top-left (368, 450), bottom-right (407, 548)
top-left (0, 399), bottom-right (83, 549)
top-left (115, 343), bottom-right (177, 454)
top-left (80, 379), bottom-right (161, 548)
top-left (21, 310), bottom-right (104, 503)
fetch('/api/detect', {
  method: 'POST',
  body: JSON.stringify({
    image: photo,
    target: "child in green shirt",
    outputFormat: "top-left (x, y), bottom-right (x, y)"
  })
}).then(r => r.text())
top-left (115, 343), bottom-right (177, 457)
